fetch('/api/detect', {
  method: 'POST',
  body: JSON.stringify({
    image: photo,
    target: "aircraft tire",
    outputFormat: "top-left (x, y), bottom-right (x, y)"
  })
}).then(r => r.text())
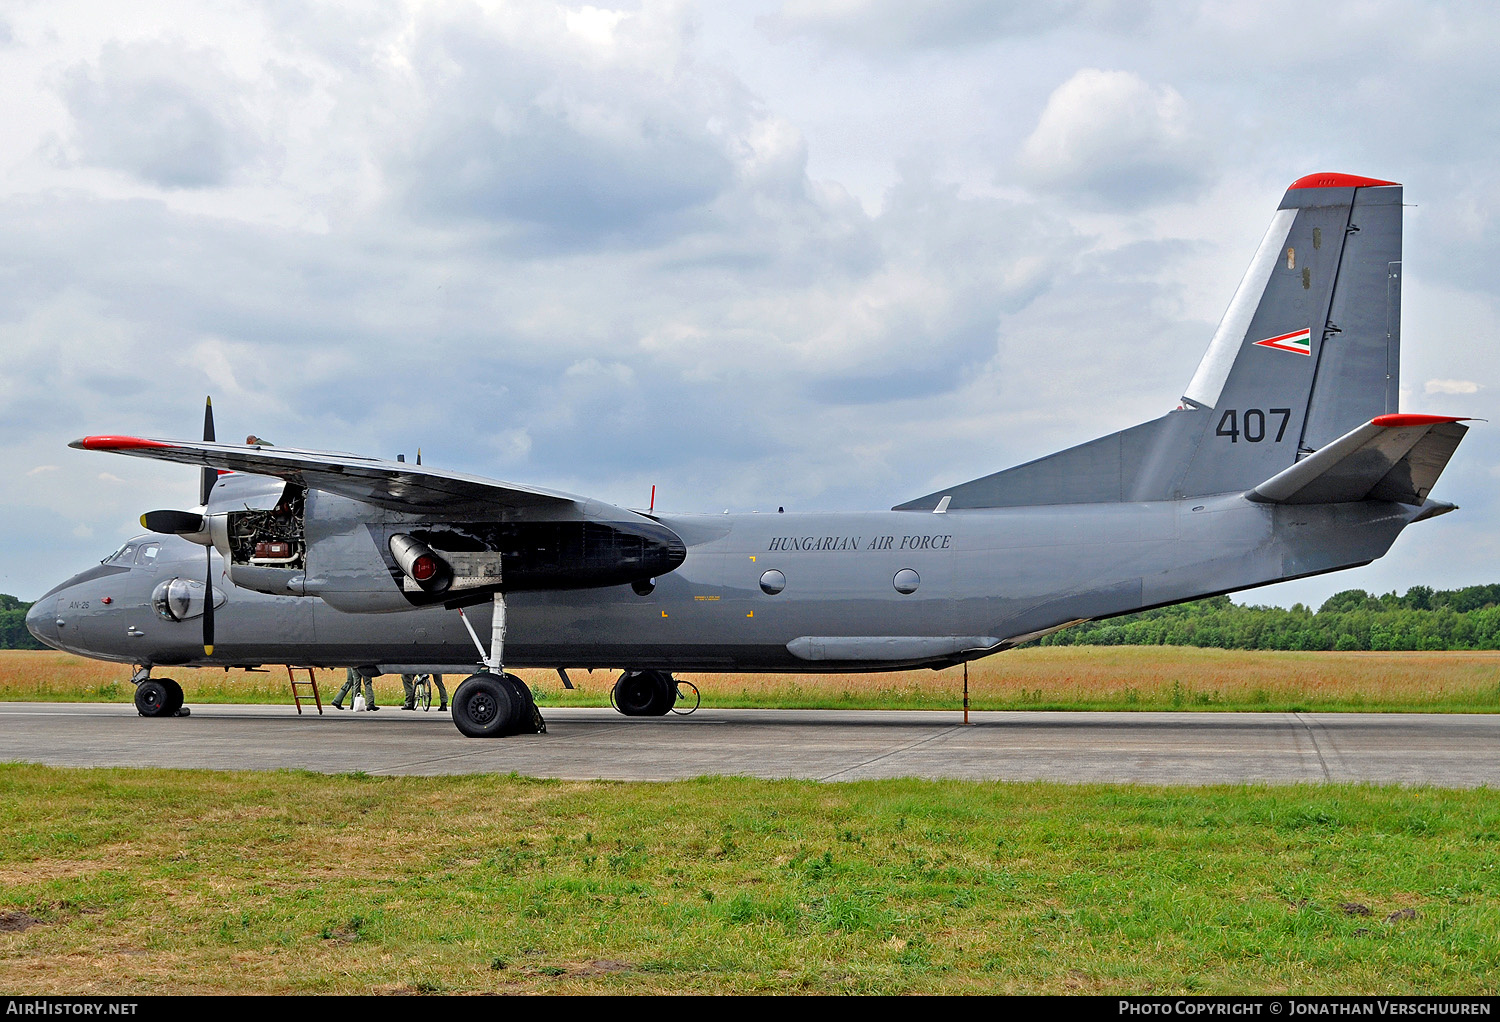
top-left (498, 673), bottom-right (546, 734)
top-left (452, 673), bottom-right (519, 738)
top-left (612, 670), bottom-right (675, 717)
top-left (160, 679), bottom-right (185, 716)
top-left (134, 680), bottom-right (170, 718)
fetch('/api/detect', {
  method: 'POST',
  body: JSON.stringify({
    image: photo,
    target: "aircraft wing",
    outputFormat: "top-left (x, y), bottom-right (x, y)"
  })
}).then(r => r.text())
top-left (70, 435), bottom-right (583, 516)
top-left (1246, 414), bottom-right (1470, 506)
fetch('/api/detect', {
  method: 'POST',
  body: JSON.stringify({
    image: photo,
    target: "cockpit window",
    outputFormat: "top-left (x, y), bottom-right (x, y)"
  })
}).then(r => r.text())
top-left (136, 543), bottom-right (161, 565)
top-left (106, 543), bottom-right (137, 565)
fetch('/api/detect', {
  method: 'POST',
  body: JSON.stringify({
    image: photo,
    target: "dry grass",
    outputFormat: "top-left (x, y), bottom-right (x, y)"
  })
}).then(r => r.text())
top-left (2, 646), bottom-right (1499, 712)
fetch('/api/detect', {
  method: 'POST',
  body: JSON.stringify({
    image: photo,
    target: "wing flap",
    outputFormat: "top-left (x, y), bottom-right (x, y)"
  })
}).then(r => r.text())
top-left (71, 436), bottom-right (580, 516)
top-left (1247, 414), bottom-right (1469, 505)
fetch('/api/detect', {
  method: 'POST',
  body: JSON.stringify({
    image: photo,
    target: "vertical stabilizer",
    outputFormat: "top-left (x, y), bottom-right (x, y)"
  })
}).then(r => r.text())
top-left (895, 173), bottom-right (1405, 511)
top-left (1174, 173), bottom-right (1402, 496)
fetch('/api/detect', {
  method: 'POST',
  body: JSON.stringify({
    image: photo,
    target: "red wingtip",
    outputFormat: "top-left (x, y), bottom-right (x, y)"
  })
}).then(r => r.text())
top-left (1288, 172), bottom-right (1400, 191)
top-left (73, 435), bottom-right (175, 451)
top-left (1371, 414), bottom-right (1469, 428)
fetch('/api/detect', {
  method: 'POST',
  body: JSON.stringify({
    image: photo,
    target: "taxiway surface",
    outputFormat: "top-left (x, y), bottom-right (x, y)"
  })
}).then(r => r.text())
top-left (1, 703), bottom-right (1496, 786)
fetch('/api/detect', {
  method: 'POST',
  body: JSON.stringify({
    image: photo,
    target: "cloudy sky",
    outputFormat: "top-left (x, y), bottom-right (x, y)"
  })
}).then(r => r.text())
top-left (2, 0), bottom-right (1497, 609)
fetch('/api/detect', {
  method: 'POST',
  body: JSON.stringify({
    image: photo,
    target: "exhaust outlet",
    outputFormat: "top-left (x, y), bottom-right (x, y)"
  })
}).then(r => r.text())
top-left (389, 534), bottom-right (452, 594)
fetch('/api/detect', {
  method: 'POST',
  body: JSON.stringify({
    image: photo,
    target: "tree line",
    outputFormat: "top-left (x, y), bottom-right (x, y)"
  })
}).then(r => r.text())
top-left (6, 584), bottom-right (1500, 652)
top-left (0, 594), bottom-right (45, 650)
top-left (1033, 585), bottom-right (1500, 651)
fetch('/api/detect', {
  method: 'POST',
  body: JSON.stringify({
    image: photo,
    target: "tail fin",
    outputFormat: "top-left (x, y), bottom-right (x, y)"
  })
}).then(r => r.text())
top-left (895, 173), bottom-right (1408, 510)
top-left (1174, 172), bottom-right (1403, 496)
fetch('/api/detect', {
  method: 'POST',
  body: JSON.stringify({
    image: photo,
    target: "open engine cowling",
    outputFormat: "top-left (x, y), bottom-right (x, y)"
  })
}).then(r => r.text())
top-left (213, 483), bottom-right (685, 612)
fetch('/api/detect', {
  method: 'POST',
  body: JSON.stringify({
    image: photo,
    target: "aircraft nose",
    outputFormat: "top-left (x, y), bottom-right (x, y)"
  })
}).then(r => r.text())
top-left (25, 596), bottom-right (60, 649)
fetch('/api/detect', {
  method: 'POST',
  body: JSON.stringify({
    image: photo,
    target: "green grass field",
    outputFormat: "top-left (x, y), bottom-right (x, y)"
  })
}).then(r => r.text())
top-left (5, 646), bottom-right (1500, 713)
top-left (0, 765), bottom-right (1497, 994)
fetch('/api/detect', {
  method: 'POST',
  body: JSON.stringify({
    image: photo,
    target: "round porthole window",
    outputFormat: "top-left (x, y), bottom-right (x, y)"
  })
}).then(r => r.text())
top-left (632, 577), bottom-right (656, 596)
top-left (759, 569), bottom-right (786, 595)
top-left (893, 568), bottom-right (920, 594)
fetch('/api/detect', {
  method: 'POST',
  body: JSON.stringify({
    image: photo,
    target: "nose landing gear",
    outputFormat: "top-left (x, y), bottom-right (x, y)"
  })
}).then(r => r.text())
top-left (131, 667), bottom-right (189, 718)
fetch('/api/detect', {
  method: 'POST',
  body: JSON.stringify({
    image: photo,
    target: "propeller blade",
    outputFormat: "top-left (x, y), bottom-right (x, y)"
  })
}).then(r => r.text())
top-left (141, 509), bottom-right (206, 535)
top-left (203, 545), bottom-right (215, 657)
top-left (200, 395), bottom-right (216, 506)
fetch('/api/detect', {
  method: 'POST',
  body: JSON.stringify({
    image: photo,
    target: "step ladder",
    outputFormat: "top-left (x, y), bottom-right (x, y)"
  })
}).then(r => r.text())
top-left (286, 666), bottom-right (323, 715)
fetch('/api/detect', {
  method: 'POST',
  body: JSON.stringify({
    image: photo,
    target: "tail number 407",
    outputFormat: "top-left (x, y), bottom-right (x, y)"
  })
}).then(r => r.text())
top-left (1216, 408), bottom-right (1291, 443)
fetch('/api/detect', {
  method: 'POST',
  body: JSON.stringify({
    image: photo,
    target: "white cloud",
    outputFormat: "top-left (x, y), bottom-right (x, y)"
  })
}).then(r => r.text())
top-left (565, 6), bottom-right (630, 50)
top-left (57, 39), bottom-right (264, 189)
top-left (1017, 68), bottom-right (1208, 207)
top-left (761, 0), bottom-right (1106, 51)
top-left (1425, 378), bottom-right (1480, 395)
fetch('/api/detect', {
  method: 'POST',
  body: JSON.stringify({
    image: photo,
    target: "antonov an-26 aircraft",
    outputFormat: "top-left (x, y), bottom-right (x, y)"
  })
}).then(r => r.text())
top-left (28, 173), bottom-right (1471, 737)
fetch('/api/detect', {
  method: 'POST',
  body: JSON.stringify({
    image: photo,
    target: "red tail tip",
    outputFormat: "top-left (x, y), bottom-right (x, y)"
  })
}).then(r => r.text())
top-left (1288, 173), bottom-right (1400, 190)
top-left (1371, 414), bottom-right (1469, 428)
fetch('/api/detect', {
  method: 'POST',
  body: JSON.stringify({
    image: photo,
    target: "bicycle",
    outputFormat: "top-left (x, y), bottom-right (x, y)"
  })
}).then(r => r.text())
top-left (411, 673), bottom-right (433, 711)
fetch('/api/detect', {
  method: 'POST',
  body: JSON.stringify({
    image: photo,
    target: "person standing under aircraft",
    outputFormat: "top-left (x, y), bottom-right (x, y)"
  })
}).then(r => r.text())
top-left (332, 667), bottom-right (378, 711)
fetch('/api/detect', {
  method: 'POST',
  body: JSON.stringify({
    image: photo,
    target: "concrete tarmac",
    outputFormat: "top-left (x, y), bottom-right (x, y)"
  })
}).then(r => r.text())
top-left (1, 702), bottom-right (1497, 786)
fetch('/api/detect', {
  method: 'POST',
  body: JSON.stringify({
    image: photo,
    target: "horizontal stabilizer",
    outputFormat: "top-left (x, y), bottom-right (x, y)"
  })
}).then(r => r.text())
top-left (1246, 414), bottom-right (1469, 506)
top-left (71, 436), bottom-right (581, 516)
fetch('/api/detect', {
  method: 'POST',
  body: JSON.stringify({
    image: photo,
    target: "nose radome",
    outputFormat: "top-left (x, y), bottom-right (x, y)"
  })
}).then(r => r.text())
top-left (25, 597), bottom-right (60, 649)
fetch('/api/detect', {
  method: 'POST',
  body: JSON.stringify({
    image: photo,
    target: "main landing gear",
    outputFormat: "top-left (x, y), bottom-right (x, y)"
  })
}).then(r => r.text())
top-left (610, 670), bottom-right (699, 716)
top-left (131, 666), bottom-right (190, 718)
top-left (451, 672), bottom-right (546, 738)
top-left (451, 592), bottom-right (546, 738)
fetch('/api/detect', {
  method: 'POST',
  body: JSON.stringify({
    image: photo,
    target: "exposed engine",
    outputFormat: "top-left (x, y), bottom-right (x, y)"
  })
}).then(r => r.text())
top-left (226, 486), bottom-right (306, 569)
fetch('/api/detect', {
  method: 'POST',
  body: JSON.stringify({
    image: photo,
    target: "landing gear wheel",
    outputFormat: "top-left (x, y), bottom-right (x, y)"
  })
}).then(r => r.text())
top-left (134, 680), bottom-right (170, 717)
top-left (497, 673), bottom-right (547, 734)
top-left (612, 670), bottom-right (676, 717)
top-left (160, 679), bottom-right (185, 716)
top-left (451, 673), bottom-right (516, 738)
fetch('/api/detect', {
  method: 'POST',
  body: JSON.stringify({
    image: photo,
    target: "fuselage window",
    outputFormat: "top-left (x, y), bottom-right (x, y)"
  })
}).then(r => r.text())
top-left (137, 543), bottom-right (162, 565)
top-left (108, 544), bottom-right (137, 565)
top-left (759, 569), bottom-right (786, 595)
top-left (893, 568), bottom-right (920, 594)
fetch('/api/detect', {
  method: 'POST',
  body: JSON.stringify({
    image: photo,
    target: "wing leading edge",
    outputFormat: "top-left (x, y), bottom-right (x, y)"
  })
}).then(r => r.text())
top-left (71, 436), bottom-right (584, 517)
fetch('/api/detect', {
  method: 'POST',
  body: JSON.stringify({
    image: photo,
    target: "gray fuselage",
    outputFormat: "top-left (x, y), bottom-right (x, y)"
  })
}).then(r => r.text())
top-left (28, 491), bottom-right (1424, 675)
